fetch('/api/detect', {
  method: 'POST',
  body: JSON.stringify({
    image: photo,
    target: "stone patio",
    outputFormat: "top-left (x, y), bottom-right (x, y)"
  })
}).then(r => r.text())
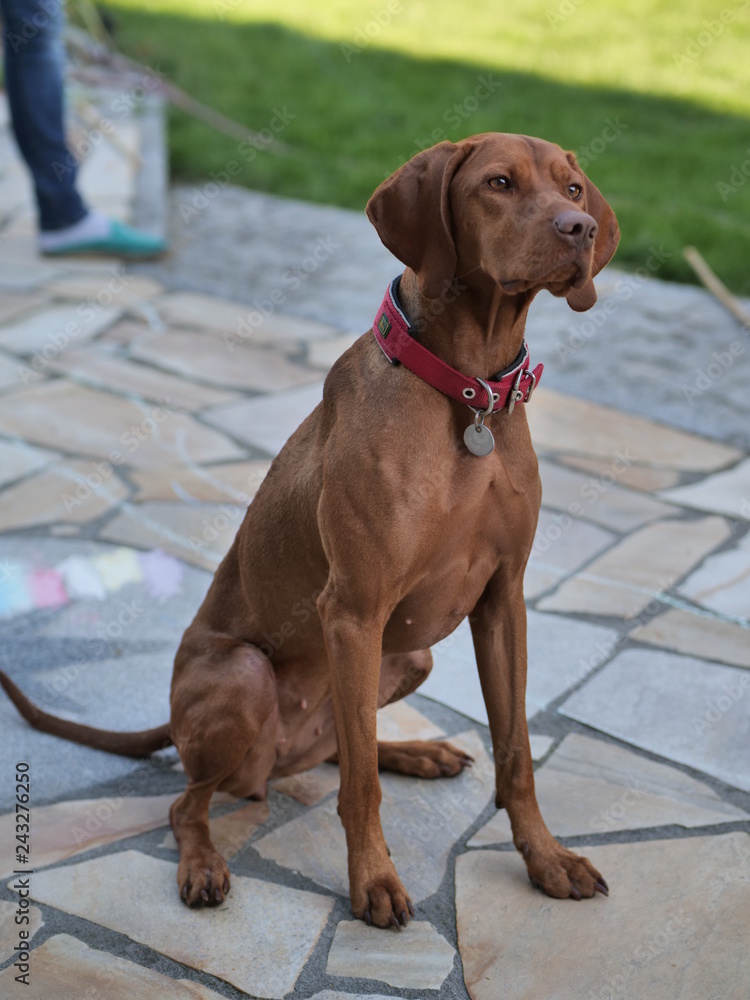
top-left (0, 86), bottom-right (749, 1000)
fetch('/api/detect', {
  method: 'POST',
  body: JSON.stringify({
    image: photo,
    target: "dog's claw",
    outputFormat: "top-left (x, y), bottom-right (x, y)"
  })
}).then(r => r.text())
top-left (594, 879), bottom-right (609, 896)
top-left (400, 909), bottom-right (408, 927)
top-left (364, 910), bottom-right (372, 926)
top-left (569, 886), bottom-right (582, 901)
top-left (529, 876), bottom-right (542, 890)
top-left (389, 914), bottom-right (401, 931)
top-left (181, 884), bottom-right (189, 901)
top-left (407, 900), bottom-right (415, 918)
top-left (223, 878), bottom-right (230, 894)
top-left (200, 888), bottom-right (209, 903)
top-left (215, 888), bottom-right (222, 902)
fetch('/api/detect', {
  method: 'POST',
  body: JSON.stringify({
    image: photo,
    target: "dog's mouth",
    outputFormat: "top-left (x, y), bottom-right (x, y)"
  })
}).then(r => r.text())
top-left (501, 256), bottom-right (589, 295)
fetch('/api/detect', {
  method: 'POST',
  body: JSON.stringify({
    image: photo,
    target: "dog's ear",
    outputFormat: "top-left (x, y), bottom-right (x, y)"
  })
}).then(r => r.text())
top-left (565, 157), bottom-right (620, 312)
top-left (366, 141), bottom-right (472, 300)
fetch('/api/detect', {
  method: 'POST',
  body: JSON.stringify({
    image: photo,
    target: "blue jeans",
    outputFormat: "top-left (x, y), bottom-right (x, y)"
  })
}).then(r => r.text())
top-left (1, 0), bottom-right (87, 230)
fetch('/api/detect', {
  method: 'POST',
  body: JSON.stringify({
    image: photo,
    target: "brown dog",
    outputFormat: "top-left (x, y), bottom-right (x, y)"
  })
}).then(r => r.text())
top-left (1, 132), bottom-right (619, 928)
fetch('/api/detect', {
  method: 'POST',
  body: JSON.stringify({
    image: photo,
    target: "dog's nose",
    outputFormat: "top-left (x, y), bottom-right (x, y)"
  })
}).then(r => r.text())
top-left (553, 210), bottom-right (597, 248)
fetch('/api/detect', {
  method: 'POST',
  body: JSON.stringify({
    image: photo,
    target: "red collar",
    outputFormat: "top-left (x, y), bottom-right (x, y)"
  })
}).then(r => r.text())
top-left (372, 277), bottom-right (543, 414)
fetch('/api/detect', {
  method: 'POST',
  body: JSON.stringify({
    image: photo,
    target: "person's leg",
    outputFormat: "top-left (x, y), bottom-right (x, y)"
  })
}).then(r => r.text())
top-left (1, 0), bottom-right (167, 256)
top-left (0, 0), bottom-right (88, 231)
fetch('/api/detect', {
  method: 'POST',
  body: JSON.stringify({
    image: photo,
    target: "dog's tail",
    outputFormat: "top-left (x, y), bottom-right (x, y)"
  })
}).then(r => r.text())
top-left (0, 669), bottom-right (173, 759)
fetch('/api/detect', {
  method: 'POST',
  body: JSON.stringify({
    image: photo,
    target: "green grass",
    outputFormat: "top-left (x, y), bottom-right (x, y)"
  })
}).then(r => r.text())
top-left (99, 0), bottom-right (750, 292)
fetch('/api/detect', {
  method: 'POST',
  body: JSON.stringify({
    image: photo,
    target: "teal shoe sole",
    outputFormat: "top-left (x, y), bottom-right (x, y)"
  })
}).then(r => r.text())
top-left (41, 220), bottom-right (168, 259)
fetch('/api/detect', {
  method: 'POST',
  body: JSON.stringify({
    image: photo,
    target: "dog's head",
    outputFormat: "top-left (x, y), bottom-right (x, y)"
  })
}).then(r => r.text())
top-left (366, 132), bottom-right (619, 312)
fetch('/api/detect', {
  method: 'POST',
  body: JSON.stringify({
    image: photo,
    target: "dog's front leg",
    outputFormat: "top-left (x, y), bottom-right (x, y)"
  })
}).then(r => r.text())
top-left (470, 570), bottom-right (609, 900)
top-left (318, 588), bottom-right (414, 929)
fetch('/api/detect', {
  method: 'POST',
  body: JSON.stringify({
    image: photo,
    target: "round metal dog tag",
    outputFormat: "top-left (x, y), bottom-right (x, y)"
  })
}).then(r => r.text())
top-left (464, 421), bottom-right (495, 457)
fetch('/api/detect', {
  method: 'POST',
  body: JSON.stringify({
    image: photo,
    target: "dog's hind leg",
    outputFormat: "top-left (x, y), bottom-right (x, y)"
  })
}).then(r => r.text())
top-left (376, 648), bottom-right (474, 778)
top-left (169, 638), bottom-right (278, 906)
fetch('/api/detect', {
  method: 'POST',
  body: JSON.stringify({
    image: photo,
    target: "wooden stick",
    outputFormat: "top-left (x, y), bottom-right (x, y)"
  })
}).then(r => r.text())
top-left (683, 245), bottom-right (750, 330)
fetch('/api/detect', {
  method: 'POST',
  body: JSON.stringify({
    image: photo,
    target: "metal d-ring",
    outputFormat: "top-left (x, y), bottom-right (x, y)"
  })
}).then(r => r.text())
top-left (473, 378), bottom-right (495, 418)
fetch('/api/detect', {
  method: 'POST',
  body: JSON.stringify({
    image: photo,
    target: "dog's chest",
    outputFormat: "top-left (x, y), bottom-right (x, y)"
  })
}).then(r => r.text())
top-left (382, 466), bottom-right (537, 652)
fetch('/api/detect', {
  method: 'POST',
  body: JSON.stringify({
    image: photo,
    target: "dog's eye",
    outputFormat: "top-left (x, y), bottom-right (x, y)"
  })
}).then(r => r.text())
top-left (488, 176), bottom-right (511, 190)
top-left (568, 183), bottom-right (583, 200)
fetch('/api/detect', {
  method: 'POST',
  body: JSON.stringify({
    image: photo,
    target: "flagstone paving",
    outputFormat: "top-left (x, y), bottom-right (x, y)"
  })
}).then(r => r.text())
top-left (0, 88), bottom-right (749, 1000)
top-left (455, 833), bottom-right (750, 1000)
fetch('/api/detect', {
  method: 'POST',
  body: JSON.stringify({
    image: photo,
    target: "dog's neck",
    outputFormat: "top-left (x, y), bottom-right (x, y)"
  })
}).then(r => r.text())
top-left (398, 268), bottom-right (534, 377)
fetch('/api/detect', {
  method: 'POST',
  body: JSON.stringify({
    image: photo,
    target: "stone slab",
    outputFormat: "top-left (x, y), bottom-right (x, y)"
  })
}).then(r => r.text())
top-left (539, 516), bottom-right (731, 618)
top-left (468, 733), bottom-right (747, 846)
top-left (376, 700), bottom-right (446, 742)
top-left (161, 801), bottom-right (269, 860)
top-left (99, 500), bottom-right (243, 571)
top-left (0, 292), bottom-right (39, 324)
top-left (0, 793), bottom-right (177, 879)
top-left (0, 899), bottom-right (43, 963)
top-left (152, 290), bottom-right (337, 343)
top-left (659, 456), bottom-right (750, 521)
top-left (528, 734), bottom-right (555, 760)
top-left (0, 381), bottom-right (244, 468)
top-left (48, 347), bottom-right (239, 411)
top-left (525, 507), bottom-right (616, 599)
top-left (47, 274), bottom-right (164, 302)
top-left (130, 459), bottom-right (270, 503)
top-left (132, 330), bottom-right (320, 392)
top-left (26, 849), bottom-right (334, 999)
top-left (528, 387), bottom-right (742, 472)
top-left (255, 730), bottom-right (494, 903)
top-left (0, 304), bottom-right (121, 354)
top-left (0, 934), bottom-right (229, 999)
top-left (421, 611), bottom-right (619, 724)
top-left (456, 834), bottom-right (750, 1000)
top-left (0, 350), bottom-right (34, 391)
top-left (270, 765), bottom-right (341, 806)
top-left (678, 529), bottom-right (750, 621)
top-left (0, 459), bottom-right (129, 534)
top-left (326, 920), bottom-right (455, 990)
top-left (0, 259), bottom-right (62, 291)
top-left (203, 381), bottom-right (324, 455)
top-left (310, 993), bottom-right (407, 1000)
top-left (560, 454), bottom-right (681, 492)
top-left (0, 438), bottom-right (56, 489)
top-left (539, 458), bottom-right (677, 531)
top-left (631, 608), bottom-right (750, 670)
top-left (560, 649), bottom-right (750, 792)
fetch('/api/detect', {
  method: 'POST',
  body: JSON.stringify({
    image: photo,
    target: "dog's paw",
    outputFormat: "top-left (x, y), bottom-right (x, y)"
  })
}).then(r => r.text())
top-left (177, 851), bottom-right (231, 907)
top-left (524, 843), bottom-right (608, 900)
top-left (351, 859), bottom-right (415, 929)
top-left (378, 739), bottom-right (474, 779)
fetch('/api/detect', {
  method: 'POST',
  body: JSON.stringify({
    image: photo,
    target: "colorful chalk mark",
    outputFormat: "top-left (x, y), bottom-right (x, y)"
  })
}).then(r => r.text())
top-left (0, 548), bottom-right (186, 618)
